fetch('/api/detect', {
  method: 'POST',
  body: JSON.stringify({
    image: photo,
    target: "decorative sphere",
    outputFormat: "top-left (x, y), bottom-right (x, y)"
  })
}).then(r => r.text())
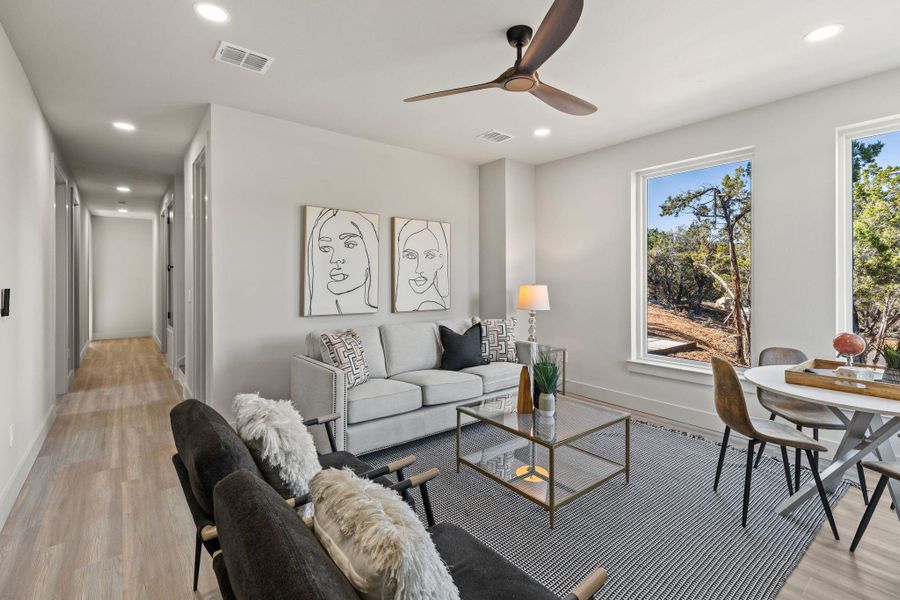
top-left (833, 332), bottom-right (866, 357)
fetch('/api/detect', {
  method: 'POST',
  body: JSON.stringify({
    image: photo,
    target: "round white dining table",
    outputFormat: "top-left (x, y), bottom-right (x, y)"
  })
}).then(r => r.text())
top-left (744, 365), bottom-right (900, 520)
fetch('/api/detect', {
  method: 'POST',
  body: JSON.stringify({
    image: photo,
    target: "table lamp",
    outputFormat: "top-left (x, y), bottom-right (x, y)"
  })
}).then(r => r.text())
top-left (517, 284), bottom-right (550, 342)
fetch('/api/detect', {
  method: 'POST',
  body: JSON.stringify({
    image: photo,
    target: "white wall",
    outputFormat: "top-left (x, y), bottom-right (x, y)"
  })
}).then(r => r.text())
top-left (0, 22), bottom-right (70, 527)
top-left (478, 160), bottom-right (507, 319)
top-left (91, 216), bottom-right (154, 340)
top-left (478, 158), bottom-right (536, 340)
top-left (199, 104), bottom-right (479, 418)
top-left (535, 67), bottom-right (900, 453)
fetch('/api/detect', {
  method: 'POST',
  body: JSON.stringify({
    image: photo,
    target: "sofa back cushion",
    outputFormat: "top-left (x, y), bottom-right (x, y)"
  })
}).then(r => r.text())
top-left (214, 470), bottom-right (361, 600)
top-left (380, 322), bottom-right (442, 376)
top-left (307, 326), bottom-right (387, 379)
top-left (169, 399), bottom-right (265, 517)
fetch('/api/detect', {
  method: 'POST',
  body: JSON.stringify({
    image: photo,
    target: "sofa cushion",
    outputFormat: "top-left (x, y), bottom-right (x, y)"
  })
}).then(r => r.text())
top-left (380, 322), bottom-right (441, 376)
top-left (346, 379), bottom-right (422, 425)
top-left (429, 523), bottom-right (556, 600)
top-left (478, 318), bottom-right (519, 363)
top-left (308, 326), bottom-right (387, 379)
top-left (461, 362), bottom-right (523, 394)
top-left (439, 324), bottom-right (487, 371)
top-left (320, 331), bottom-right (370, 389)
top-left (391, 370), bottom-right (482, 406)
top-left (214, 470), bottom-right (361, 600)
top-left (170, 399), bottom-right (264, 517)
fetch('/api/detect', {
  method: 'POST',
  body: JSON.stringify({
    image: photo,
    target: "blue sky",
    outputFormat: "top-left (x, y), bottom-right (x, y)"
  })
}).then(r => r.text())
top-left (647, 130), bottom-right (900, 232)
top-left (648, 161), bottom-right (748, 231)
top-left (857, 129), bottom-right (900, 168)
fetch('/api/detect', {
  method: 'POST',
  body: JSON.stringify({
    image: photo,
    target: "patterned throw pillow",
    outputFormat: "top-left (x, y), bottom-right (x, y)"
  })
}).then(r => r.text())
top-left (478, 317), bottom-right (518, 363)
top-left (320, 330), bottom-right (369, 389)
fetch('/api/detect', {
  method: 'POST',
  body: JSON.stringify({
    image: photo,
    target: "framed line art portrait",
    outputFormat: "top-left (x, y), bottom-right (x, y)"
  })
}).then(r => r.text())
top-left (303, 206), bottom-right (379, 316)
top-left (392, 217), bottom-right (450, 313)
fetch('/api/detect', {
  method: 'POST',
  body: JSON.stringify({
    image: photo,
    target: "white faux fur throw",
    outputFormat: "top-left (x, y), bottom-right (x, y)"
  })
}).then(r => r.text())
top-left (233, 393), bottom-right (322, 496)
top-left (311, 468), bottom-right (459, 600)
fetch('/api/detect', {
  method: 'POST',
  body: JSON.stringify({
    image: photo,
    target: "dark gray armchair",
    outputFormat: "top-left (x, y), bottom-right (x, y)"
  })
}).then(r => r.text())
top-left (213, 469), bottom-right (609, 600)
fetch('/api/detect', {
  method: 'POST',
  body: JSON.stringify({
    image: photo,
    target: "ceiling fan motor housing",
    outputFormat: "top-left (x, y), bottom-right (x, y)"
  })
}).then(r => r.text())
top-left (506, 25), bottom-right (534, 48)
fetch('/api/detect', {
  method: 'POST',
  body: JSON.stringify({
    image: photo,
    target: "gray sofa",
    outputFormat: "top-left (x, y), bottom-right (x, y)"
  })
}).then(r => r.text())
top-left (291, 318), bottom-right (535, 455)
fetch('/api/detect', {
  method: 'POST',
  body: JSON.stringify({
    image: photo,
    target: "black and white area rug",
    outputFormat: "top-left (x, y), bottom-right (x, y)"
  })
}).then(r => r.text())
top-left (363, 420), bottom-right (847, 600)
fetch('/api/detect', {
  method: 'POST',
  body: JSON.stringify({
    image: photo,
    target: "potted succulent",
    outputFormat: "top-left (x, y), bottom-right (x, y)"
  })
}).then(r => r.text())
top-left (882, 341), bottom-right (900, 385)
top-left (532, 349), bottom-right (559, 417)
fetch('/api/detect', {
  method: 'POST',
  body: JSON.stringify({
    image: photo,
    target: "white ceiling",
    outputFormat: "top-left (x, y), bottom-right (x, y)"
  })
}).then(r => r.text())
top-left (2, 0), bottom-right (900, 213)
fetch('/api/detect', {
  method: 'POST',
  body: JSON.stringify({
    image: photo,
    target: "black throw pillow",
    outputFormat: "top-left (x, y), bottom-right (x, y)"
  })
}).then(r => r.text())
top-left (440, 324), bottom-right (487, 371)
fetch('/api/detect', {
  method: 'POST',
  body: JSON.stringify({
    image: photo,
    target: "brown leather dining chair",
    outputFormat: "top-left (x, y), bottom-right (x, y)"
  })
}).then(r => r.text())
top-left (753, 347), bottom-right (869, 504)
top-left (711, 357), bottom-right (839, 539)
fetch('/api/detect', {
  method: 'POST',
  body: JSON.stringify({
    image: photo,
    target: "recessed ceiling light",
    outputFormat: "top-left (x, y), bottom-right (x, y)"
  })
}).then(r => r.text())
top-left (194, 2), bottom-right (229, 23)
top-left (804, 24), bottom-right (843, 43)
top-left (112, 121), bottom-right (136, 132)
top-left (118, 208), bottom-right (129, 214)
top-left (116, 186), bottom-right (131, 193)
top-left (533, 128), bottom-right (551, 137)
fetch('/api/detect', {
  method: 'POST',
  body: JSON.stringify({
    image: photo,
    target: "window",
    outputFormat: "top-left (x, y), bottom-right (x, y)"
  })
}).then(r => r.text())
top-left (632, 148), bottom-right (753, 371)
top-left (838, 119), bottom-right (900, 362)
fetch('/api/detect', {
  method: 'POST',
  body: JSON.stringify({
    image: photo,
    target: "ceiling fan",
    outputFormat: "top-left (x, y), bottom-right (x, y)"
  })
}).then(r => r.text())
top-left (404, 0), bottom-right (596, 116)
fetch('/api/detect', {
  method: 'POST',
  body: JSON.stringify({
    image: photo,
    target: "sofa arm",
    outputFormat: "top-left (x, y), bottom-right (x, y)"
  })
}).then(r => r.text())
top-left (291, 355), bottom-right (347, 453)
top-left (516, 340), bottom-right (538, 366)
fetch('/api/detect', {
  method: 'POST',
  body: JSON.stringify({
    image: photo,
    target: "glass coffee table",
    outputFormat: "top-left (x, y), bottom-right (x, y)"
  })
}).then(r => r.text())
top-left (456, 394), bottom-right (630, 528)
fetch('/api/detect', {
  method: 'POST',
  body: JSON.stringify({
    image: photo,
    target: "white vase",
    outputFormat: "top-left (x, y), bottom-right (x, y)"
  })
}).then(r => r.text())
top-left (537, 392), bottom-right (556, 417)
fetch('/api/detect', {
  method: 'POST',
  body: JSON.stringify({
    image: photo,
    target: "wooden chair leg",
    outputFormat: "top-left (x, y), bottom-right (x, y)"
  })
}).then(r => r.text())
top-left (714, 426), bottom-right (731, 492)
top-left (193, 531), bottom-right (202, 591)
top-left (806, 449), bottom-right (839, 540)
top-left (742, 439), bottom-right (756, 528)
top-left (780, 445), bottom-right (794, 496)
top-left (754, 413), bottom-right (776, 468)
top-left (856, 462), bottom-right (870, 505)
top-left (850, 475), bottom-right (888, 552)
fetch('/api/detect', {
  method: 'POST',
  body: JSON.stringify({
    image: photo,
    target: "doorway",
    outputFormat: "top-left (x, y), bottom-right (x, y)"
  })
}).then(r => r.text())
top-left (53, 160), bottom-right (79, 394)
top-left (192, 150), bottom-right (208, 403)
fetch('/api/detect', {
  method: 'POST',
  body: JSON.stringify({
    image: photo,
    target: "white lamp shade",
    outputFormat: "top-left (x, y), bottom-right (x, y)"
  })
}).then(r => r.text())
top-left (517, 284), bottom-right (550, 311)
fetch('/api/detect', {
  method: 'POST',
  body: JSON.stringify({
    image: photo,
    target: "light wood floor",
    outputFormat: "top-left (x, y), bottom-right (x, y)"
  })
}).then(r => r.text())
top-left (0, 338), bottom-right (897, 599)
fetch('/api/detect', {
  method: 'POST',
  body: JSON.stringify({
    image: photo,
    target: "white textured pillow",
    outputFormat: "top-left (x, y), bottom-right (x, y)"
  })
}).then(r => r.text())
top-left (233, 393), bottom-right (322, 496)
top-left (311, 469), bottom-right (459, 600)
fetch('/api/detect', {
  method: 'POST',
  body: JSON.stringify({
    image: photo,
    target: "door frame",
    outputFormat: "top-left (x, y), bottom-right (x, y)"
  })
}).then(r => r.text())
top-left (191, 149), bottom-right (209, 403)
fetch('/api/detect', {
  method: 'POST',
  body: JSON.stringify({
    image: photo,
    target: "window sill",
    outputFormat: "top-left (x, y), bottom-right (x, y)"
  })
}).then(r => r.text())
top-left (627, 357), bottom-right (755, 392)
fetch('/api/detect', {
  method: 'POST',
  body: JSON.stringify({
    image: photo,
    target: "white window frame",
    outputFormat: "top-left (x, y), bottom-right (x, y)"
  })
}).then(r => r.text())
top-left (629, 146), bottom-right (755, 385)
top-left (835, 114), bottom-right (900, 335)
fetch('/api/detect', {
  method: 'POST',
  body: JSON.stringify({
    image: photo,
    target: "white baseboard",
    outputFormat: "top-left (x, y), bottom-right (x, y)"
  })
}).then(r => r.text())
top-left (92, 330), bottom-right (153, 340)
top-left (567, 379), bottom-right (845, 455)
top-left (79, 341), bottom-right (89, 363)
top-left (152, 333), bottom-right (162, 351)
top-left (0, 404), bottom-right (57, 531)
top-left (177, 372), bottom-right (191, 399)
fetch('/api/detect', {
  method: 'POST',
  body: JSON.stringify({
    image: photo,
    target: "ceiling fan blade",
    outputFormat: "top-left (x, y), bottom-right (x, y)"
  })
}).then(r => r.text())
top-left (519, 0), bottom-right (584, 73)
top-left (404, 81), bottom-right (500, 103)
top-left (531, 82), bottom-right (596, 115)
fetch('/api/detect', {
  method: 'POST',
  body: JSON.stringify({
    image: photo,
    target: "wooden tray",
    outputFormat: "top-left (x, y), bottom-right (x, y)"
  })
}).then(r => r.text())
top-left (785, 358), bottom-right (900, 401)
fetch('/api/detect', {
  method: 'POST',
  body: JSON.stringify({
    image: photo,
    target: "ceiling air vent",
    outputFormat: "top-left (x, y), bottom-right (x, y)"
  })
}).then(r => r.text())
top-left (477, 130), bottom-right (514, 143)
top-left (214, 41), bottom-right (274, 74)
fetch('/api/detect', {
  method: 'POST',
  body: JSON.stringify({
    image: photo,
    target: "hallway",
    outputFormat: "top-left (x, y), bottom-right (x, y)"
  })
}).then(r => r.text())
top-left (0, 339), bottom-right (218, 599)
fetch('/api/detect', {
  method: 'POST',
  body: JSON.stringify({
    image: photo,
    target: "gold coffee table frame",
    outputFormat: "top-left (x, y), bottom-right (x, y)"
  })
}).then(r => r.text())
top-left (456, 394), bottom-right (630, 528)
